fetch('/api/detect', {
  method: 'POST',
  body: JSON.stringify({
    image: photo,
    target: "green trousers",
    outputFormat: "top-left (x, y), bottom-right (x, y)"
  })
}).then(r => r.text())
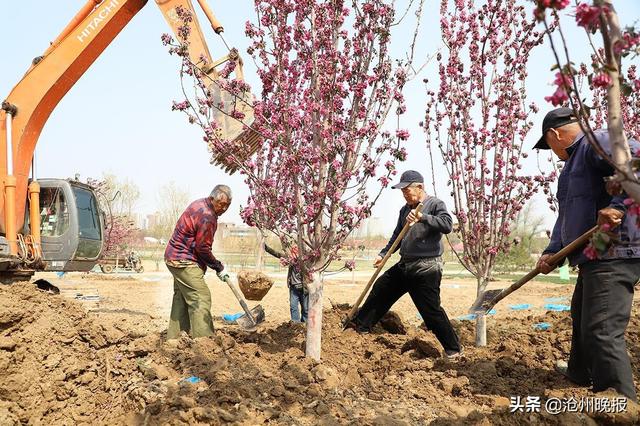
top-left (166, 264), bottom-right (214, 339)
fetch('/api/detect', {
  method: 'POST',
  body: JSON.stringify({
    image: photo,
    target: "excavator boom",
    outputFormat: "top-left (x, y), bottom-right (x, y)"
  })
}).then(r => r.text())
top-left (0, 0), bottom-right (259, 279)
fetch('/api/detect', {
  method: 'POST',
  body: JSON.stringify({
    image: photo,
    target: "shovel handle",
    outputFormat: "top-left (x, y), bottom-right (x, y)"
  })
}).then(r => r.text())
top-left (546, 225), bottom-right (599, 267)
top-left (224, 277), bottom-right (257, 326)
top-left (487, 225), bottom-right (599, 308)
top-left (343, 202), bottom-right (424, 326)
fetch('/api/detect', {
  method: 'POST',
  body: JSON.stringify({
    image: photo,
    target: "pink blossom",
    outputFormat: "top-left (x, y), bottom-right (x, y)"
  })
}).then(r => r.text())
top-left (614, 31), bottom-right (640, 55)
top-left (583, 244), bottom-right (598, 260)
top-left (592, 72), bottom-right (612, 88)
top-left (171, 100), bottom-right (190, 111)
top-left (168, 1), bottom-right (434, 319)
top-left (545, 86), bottom-right (569, 106)
top-left (575, 3), bottom-right (605, 31)
top-left (553, 72), bottom-right (572, 88)
top-left (161, 33), bottom-right (173, 45)
top-left (395, 129), bottom-right (410, 140)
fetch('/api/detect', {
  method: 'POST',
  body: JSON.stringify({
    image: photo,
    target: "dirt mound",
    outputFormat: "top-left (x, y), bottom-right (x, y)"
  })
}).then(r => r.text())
top-left (1, 283), bottom-right (640, 424)
top-left (0, 283), bottom-right (156, 424)
top-left (378, 311), bottom-right (407, 334)
top-left (237, 271), bottom-right (274, 301)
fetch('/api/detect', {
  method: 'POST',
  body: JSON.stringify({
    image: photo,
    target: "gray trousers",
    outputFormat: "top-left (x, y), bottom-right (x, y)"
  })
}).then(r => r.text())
top-left (568, 258), bottom-right (640, 401)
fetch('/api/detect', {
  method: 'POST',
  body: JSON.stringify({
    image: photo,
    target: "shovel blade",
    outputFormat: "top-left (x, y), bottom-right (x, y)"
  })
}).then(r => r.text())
top-left (469, 289), bottom-right (503, 314)
top-left (236, 304), bottom-right (265, 329)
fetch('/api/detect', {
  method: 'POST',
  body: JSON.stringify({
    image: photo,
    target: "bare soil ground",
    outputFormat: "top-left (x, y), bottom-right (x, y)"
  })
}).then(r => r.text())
top-left (1, 263), bottom-right (640, 425)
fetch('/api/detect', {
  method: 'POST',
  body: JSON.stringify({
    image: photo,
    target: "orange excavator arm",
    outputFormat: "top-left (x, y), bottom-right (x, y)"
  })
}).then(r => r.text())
top-left (0, 0), bottom-right (249, 256)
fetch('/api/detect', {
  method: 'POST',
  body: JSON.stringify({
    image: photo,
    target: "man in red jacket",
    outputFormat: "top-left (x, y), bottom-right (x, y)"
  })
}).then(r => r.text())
top-left (164, 185), bottom-right (232, 339)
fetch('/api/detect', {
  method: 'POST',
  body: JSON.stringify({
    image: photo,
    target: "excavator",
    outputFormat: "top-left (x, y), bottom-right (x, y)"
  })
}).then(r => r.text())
top-left (0, 0), bottom-right (260, 283)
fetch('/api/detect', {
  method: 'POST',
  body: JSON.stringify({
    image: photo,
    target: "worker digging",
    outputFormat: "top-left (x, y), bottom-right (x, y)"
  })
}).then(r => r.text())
top-left (1, 0), bottom-right (639, 424)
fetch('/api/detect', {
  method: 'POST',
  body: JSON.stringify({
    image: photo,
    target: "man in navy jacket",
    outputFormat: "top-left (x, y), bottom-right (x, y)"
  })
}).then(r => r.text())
top-left (535, 108), bottom-right (640, 401)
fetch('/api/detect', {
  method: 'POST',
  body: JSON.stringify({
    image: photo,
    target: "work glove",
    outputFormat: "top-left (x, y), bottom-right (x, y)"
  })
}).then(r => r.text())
top-left (216, 270), bottom-right (230, 282)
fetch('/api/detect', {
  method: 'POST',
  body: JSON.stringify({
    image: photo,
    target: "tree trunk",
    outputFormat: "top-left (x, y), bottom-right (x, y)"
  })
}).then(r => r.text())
top-left (305, 272), bottom-right (323, 360)
top-left (255, 233), bottom-right (265, 271)
top-left (475, 277), bottom-right (488, 346)
top-left (475, 314), bottom-right (487, 347)
top-left (602, 4), bottom-right (640, 203)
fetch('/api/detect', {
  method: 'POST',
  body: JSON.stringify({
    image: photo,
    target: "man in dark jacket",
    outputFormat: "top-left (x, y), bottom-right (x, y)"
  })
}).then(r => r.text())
top-left (264, 243), bottom-right (308, 322)
top-left (164, 185), bottom-right (231, 339)
top-left (535, 107), bottom-right (640, 401)
top-left (350, 170), bottom-right (461, 357)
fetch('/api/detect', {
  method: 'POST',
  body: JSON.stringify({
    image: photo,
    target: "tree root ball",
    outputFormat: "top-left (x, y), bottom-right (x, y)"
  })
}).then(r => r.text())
top-left (237, 271), bottom-right (274, 301)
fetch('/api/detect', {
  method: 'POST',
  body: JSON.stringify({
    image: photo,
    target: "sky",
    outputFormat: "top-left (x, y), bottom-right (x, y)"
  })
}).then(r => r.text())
top-left (1, 1), bottom-right (639, 235)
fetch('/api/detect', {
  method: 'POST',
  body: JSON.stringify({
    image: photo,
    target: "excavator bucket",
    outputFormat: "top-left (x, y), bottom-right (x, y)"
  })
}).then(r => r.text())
top-left (208, 83), bottom-right (261, 175)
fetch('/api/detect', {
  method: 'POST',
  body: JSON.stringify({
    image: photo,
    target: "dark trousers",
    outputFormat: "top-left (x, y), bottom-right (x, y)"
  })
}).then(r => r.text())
top-left (354, 258), bottom-right (460, 352)
top-left (568, 258), bottom-right (640, 401)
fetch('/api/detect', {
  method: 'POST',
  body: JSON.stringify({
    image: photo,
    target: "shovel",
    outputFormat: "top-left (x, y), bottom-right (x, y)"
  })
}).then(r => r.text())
top-left (342, 202), bottom-right (424, 329)
top-left (223, 275), bottom-right (265, 329)
top-left (469, 225), bottom-right (598, 314)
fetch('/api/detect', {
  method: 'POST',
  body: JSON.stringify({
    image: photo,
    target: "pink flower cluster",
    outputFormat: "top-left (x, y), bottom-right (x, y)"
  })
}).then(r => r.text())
top-left (534, 0), bottom-right (570, 21)
top-left (624, 198), bottom-right (640, 217)
top-left (583, 243), bottom-right (598, 260)
top-left (578, 62), bottom-right (640, 141)
top-left (614, 31), bottom-right (640, 55)
top-left (592, 72), bottom-right (612, 88)
top-left (544, 72), bottom-right (571, 106)
top-left (574, 3), bottom-right (607, 32)
top-left (85, 178), bottom-right (138, 257)
top-left (344, 259), bottom-right (356, 271)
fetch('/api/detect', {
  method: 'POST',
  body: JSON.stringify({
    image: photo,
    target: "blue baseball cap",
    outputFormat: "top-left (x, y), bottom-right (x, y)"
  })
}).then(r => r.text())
top-left (391, 170), bottom-right (424, 189)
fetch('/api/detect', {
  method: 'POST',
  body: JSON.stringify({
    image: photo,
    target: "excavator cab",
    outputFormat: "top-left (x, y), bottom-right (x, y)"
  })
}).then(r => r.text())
top-left (35, 179), bottom-right (103, 272)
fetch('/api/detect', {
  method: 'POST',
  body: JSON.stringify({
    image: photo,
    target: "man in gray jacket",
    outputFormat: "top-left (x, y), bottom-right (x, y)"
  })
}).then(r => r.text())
top-left (350, 170), bottom-right (461, 357)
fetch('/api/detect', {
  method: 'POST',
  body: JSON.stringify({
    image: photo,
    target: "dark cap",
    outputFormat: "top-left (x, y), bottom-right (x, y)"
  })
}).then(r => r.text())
top-left (534, 107), bottom-right (579, 149)
top-left (391, 170), bottom-right (424, 189)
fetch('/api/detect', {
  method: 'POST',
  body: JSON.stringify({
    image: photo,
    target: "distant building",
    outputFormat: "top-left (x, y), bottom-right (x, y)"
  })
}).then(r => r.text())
top-left (218, 222), bottom-right (260, 239)
top-left (353, 216), bottom-right (385, 238)
top-left (146, 212), bottom-right (160, 230)
top-left (131, 212), bottom-right (146, 229)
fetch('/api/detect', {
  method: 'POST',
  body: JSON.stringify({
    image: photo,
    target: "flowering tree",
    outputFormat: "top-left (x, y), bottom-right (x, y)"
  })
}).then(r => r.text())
top-left (581, 63), bottom-right (640, 141)
top-left (87, 177), bottom-right (139, 258)
top-left (535, 0), bottom-right (640, 206)
top-left (424, 0), bottom-right (555, 346)
top-left (164, 0), bottom-right (424, 359)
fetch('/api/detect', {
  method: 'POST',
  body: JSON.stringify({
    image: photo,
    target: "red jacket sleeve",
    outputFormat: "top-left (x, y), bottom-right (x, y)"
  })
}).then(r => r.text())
top-left (194, 217), bottom-right (223, 272)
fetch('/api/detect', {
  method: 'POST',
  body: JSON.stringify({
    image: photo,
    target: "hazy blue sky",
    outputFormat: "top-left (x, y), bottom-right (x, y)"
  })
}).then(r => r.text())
top-left (1, 1), bottom-right (638, 234)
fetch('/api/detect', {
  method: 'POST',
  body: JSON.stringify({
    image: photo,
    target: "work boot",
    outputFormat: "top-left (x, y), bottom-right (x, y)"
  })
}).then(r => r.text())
top-left (343, 319), bottom-right (371, 334)
top-left (445, 347), bottom-right (463, 360)
top-left (555, 360), bottom-right (591, 387)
